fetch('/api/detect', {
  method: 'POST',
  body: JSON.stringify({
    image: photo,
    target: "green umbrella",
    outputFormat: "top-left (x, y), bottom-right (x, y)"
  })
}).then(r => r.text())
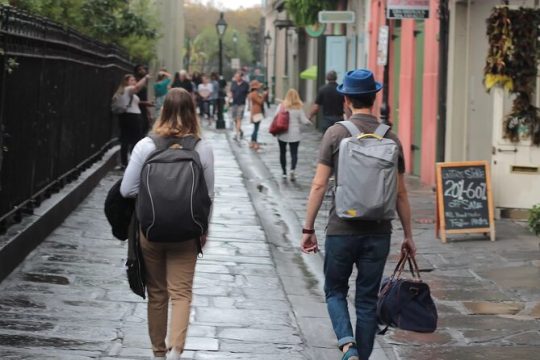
top-left (300, 65), bottom-right (317, 80)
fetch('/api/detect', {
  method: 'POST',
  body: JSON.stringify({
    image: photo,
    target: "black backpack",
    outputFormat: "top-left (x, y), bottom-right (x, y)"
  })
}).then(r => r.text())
top-left (136, 135), bottom-right (212, 243)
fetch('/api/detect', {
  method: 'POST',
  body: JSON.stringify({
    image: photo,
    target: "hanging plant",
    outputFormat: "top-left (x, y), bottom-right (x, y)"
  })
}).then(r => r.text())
top-left (484, 7), bottom-right (540, 145)
top-left (484, 7), bottom-right (513, 91)
top-left (285, 0), bottom-right (336, 27)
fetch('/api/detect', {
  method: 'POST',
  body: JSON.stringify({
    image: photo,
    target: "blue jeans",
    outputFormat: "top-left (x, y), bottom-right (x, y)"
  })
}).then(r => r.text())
top-left (324, 234), bottom-right (391, 360)
top-left (251, 121), bottom-right (260, 142)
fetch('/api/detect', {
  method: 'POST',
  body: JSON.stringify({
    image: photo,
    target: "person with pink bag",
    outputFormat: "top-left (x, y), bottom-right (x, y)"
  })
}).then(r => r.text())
top-left (272, 89), bottom-right (312, 181)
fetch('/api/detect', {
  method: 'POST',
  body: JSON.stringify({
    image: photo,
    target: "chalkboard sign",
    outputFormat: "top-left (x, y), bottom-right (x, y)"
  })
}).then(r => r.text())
top-left (436, 161), bottom-right (495, 243)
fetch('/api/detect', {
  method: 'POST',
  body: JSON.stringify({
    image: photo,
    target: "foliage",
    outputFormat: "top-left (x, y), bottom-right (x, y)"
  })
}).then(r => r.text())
top-left (187, 26), bottom-right (253, 74)
top-left (484, 7), bottom-right (540, 145)
top-left (285, 0), bottom-right (336, 27)
top-left (183, 0), bottom-right (262, 67)
top-left (1, 0), bottom-right (160, 63)
top-left (528, 204), bottom-right (540, 236)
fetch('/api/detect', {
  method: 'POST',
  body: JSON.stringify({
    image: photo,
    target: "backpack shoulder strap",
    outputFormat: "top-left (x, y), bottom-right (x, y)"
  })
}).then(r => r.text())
top-left (337, 120), bottom-right (361, 137)
top-left (148, 134), bottom-right (170, 150)
top-left (178, 135), bottom-right (200, 151)
top-left (148, 134), bottom-right (200, 151)
top-left (374, 124), bottom-right (391, 138)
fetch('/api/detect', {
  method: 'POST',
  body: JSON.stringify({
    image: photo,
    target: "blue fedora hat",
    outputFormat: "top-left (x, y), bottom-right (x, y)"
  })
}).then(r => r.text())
top-left (337, 69), bottom-right (382, 95)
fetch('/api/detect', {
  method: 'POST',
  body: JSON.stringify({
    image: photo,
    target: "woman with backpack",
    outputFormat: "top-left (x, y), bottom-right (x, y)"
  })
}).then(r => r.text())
top-left (114, 73), bottom-right (150, 168)
top-left (275, 88), bottom-right (311, 181)
top-left (120, 88), bottom-right (214, 360)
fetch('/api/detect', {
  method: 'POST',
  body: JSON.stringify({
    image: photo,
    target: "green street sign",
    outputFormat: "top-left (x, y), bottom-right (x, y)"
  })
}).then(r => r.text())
top-left (318, 11), bottom-right (355, 24)
top-left (305, 23), bottom-right (326, 37)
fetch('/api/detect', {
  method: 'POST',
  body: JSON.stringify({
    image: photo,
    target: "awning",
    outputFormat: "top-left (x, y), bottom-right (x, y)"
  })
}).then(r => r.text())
top-left (300, 65), bottom-right (317, 80)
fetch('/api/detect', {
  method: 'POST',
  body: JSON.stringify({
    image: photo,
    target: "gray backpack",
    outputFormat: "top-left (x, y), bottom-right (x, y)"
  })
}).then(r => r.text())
top-left (136, 135), bottom-right (211, 244)
top-left (335, 121), bottom-right (399, 221)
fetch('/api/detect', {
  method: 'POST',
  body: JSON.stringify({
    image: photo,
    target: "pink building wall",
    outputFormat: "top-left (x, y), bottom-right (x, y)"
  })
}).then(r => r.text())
top-left (420, 0), bottom-right (440, 185)
top-left (397, 20), bottom-right (416, 173)
top-left (367, 0), bottom-right (440, 185)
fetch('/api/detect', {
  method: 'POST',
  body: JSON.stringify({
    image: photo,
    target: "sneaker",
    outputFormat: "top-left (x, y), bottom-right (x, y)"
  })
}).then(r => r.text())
top-left (239, 129), bottom-right (244, 139)
top-left (282, 173), bottom-right (287, 180)
top-left (341, 346), bottom-right (359, 360)
top-left (166, 348), bottom-right (181, 360)
top-left (290, 170), bottom-right (296, 182)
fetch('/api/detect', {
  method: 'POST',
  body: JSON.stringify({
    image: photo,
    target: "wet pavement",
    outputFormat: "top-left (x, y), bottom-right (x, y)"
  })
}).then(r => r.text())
top-left (0, 129), bottom-right (339, 359)
top-left (243, 107), bottom-right (540, 359)
top-left (0, 107), bottom-right (539, 360)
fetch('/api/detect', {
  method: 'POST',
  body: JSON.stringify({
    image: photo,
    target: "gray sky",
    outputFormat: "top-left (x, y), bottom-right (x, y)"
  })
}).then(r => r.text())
top-left (195, 0), bottom-right (262, 10)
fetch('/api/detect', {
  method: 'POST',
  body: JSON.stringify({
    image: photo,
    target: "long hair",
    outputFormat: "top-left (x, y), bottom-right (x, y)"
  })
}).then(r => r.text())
top-left (152, 88), bottom-right (201, 138)
top-left (282, 88), bottom-right (303, 110)
top-left (115, 74), bottom-right (134, 96)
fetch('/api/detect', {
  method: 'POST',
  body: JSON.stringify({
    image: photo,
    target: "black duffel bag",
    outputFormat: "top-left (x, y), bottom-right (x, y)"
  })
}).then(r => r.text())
top-left (377, 252), bottom-right (437, 334)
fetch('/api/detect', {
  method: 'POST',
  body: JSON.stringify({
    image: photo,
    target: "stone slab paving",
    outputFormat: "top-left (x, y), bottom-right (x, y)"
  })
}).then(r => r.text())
top-left (244, 106), bottom-right (540, 359)
top-left (0, 129), bottom-right (316, 359)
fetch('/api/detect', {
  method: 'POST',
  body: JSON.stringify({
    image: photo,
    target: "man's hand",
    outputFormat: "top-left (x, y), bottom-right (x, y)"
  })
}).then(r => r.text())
top-left (400, 237), bottom-right (416, 257)
top-left (301, 233), bottom-right (319, 254)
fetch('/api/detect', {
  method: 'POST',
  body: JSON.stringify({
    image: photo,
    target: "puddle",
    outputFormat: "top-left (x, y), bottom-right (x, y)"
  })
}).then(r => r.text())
top-left (463, 301), bottom-right (524, 315)
top-left (23, 273), bottom-right (70, 285)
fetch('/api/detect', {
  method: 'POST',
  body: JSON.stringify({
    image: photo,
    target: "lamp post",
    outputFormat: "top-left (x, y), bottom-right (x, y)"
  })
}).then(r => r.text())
top-left (232, 30), bottom-right (238, 63)
top-left (215, 12), bottom-right (227, 129)
top-left (264, 31), bottom-right (271, 84)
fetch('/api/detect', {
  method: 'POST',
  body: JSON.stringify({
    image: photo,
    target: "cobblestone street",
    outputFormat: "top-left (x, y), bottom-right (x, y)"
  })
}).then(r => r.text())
top-left (0, 109), bottom-right (539, 360)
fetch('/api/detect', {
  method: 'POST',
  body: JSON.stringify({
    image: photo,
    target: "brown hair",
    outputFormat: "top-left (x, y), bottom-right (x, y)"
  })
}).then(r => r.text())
top-left (282, 88), bottom-right (303, 110)
top-left (152, 88), bottom-right (201, 138)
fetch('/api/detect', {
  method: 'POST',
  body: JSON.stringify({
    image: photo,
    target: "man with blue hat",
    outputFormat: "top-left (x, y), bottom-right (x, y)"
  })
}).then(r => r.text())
top-left (300, 69), bottom-right (416, 360)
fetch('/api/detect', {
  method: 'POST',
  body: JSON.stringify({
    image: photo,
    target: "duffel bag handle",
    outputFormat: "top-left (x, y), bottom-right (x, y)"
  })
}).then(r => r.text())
top-left (393, 252), bottom-right (422, 281)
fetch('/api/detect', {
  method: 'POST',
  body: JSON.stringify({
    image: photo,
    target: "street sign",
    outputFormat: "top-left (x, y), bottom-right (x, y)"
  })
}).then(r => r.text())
top-left (387, 0), bottom-right (430, 19)
top-left (231, 58), bottom-right (240, 70)
top-left (318, 11), bottom-right (355, 24)
top-left (377, 25), bottom-right (389, 66)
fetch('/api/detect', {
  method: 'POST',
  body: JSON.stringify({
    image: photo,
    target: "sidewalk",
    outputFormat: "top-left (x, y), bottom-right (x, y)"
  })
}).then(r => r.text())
top-left (242, 106), bottom-right (540, 359)
top-left (0, 129), bottom-right (328, 359)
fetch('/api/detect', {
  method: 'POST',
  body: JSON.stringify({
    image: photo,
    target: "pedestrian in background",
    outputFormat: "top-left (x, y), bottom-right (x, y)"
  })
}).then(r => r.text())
top-left (120, 88), bottom-right (214, 360)
top-left (309, 70), bottom-right (344, 133)
top-left (197, 75), bottom-right (214, 126)
top-left (248, 79), bottom-right (266, 150)
top-left (300, 69), bottom-right (416, 360)
top-left (153, 69), bottom-right (172, 118)
top-left (114, 73), bottom-right (149, 169)
top-left (210, 72), bottom-right (220, 122)
top-left (275, 89), bottom-right (311, 181)
top-left (134, 64), bottom-right (154, 135)
top-left (229, 71), bottom-right (250, 140)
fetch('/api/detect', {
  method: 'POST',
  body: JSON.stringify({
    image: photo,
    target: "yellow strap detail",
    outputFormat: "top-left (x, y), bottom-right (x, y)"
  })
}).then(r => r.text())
top-left (357, 133), bottom-right (383, 140)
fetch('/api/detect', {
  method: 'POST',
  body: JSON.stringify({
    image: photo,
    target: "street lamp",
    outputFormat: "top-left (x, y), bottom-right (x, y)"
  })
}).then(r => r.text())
top-left (264, 31), bottom-right (272, 84)
top-left (215, 12), bottom-right (227, 129)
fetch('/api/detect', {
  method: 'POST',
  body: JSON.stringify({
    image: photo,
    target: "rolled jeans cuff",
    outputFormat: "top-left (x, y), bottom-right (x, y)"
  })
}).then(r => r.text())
top-left (337, 336), bottom-right (356, 349)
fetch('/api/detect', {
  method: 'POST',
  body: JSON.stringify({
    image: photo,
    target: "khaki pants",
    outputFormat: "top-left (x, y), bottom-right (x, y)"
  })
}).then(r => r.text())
top-left (140, 234), bottom-right (198, 357)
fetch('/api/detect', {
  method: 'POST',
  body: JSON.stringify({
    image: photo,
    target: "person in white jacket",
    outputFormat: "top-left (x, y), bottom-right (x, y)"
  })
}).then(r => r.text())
top-left (276, 89), bottom-right (312, 181)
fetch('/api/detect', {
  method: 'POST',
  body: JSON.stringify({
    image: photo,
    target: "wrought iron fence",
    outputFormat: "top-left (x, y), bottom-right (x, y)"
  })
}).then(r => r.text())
top-left (0, 6), bottom-right (133, 231)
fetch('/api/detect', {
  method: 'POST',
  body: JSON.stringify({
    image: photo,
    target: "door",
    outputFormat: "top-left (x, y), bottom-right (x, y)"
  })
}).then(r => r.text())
top-left (412, 20), bottom-right (424, 176)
